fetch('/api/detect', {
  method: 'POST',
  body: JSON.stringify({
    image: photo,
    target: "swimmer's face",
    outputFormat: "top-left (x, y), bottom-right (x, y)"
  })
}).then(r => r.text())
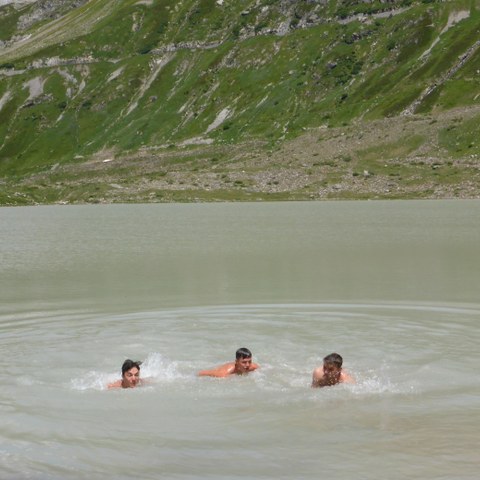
top-left (122, 367), bottom-right (140, 388)
top-left (235, 356), bottom-right (252, 374)
top-left (323, 362), bottom-right (341, 378)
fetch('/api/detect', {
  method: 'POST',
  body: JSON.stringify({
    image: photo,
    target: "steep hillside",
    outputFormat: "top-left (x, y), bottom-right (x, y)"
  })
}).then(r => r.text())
top-left (1, 0), bottom-right (479, 204)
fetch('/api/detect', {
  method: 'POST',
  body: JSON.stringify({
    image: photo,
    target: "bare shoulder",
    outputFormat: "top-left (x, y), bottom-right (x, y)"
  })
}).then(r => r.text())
top-left (340, 371), bottom-right (355, 384)
top-left (198, 362), bottom-right (235, 378)
top-left (249, 363), bottom-right (260, 371)
top-left (311, 366), bottom-right (324, 387)
top-left (107, 379), bottom-right (122, 389)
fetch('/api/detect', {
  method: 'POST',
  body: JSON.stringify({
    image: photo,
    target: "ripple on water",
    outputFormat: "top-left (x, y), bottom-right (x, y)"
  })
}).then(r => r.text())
top-left (23, 302), bottom-right (472, 398)
top-left (1, 302), bottom-right (479, 480)
top-left (2, 301), bottom-right (479, 402)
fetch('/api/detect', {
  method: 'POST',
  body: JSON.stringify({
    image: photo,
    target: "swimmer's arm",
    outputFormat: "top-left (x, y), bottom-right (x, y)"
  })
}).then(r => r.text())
top-left (311, 367), bottom-right (324, 388)
top-left (107, 380), bottom-right (122, 389)
top-left (198, 363), bottom-right (234, 378)
top-left (249, 363), bottom-right (260, 371)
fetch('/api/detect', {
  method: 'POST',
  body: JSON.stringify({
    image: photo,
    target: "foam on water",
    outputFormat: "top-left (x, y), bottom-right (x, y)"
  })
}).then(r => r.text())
top-left (70, 352), bottom-right (187, 390)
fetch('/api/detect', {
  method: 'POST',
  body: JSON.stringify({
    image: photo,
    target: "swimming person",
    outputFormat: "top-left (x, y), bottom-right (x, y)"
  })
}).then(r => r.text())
top-left (108, 359), bottom-right (143, 389)
top-left (311, 353), bottom-right (355, 388)
top-left (198, 347), bottom-right (259, 378)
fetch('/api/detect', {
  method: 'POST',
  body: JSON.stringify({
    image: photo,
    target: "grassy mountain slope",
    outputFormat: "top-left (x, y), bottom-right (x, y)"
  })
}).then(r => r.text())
top-left (0, 0), bottom-right (479, 204)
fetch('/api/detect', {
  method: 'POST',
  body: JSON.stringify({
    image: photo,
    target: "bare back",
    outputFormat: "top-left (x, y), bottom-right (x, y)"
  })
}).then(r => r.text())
top-left (198, 361), bottom-right (259, 378)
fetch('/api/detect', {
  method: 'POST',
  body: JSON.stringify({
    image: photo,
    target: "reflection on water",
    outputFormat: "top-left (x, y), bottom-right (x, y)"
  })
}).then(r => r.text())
top-left (1, 201), bottom-right (480, 479)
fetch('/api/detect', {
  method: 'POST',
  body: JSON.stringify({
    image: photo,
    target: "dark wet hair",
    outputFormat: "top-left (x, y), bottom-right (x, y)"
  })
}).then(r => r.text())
top-left (236, 347), bottom-right (252, 359)
top-left (323, 353), bottom-right (343, 368)
top-left (121, 359), bottom-right (142, 376)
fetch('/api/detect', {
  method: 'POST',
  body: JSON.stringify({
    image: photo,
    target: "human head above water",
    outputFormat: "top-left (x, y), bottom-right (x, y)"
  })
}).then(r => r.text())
top-left (121, 359), bottom-right (142, 376)
top-left (323, 353), bottom-right (343, 368)
top-left (235, 347), bottom-right (252, 360)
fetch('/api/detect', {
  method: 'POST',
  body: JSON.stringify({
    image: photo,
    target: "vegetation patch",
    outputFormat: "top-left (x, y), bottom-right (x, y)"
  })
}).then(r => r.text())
top-left (1, 0), bottom-right (479, 204)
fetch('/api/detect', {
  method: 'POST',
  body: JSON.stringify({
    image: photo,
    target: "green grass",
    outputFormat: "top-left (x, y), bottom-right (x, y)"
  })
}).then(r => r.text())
top-left (356, 134), bottom-right (426, 162)
top-left (0, 5), bottom-right (25, 42)
top-left (438, 114), bottom-right (480, 157)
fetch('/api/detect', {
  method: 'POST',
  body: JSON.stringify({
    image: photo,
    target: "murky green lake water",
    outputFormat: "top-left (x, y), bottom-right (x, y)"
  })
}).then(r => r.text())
top-left (1, 201), bottom-right (479, 479)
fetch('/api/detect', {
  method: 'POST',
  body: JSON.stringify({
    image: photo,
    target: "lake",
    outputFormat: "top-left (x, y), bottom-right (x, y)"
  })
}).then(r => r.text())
top-left (1, 200), bottom-right (479, 479)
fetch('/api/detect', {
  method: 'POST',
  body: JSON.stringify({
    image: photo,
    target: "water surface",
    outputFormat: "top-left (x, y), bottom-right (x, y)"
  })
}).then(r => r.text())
top-left (1, 201), bottom-right (479, 479)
